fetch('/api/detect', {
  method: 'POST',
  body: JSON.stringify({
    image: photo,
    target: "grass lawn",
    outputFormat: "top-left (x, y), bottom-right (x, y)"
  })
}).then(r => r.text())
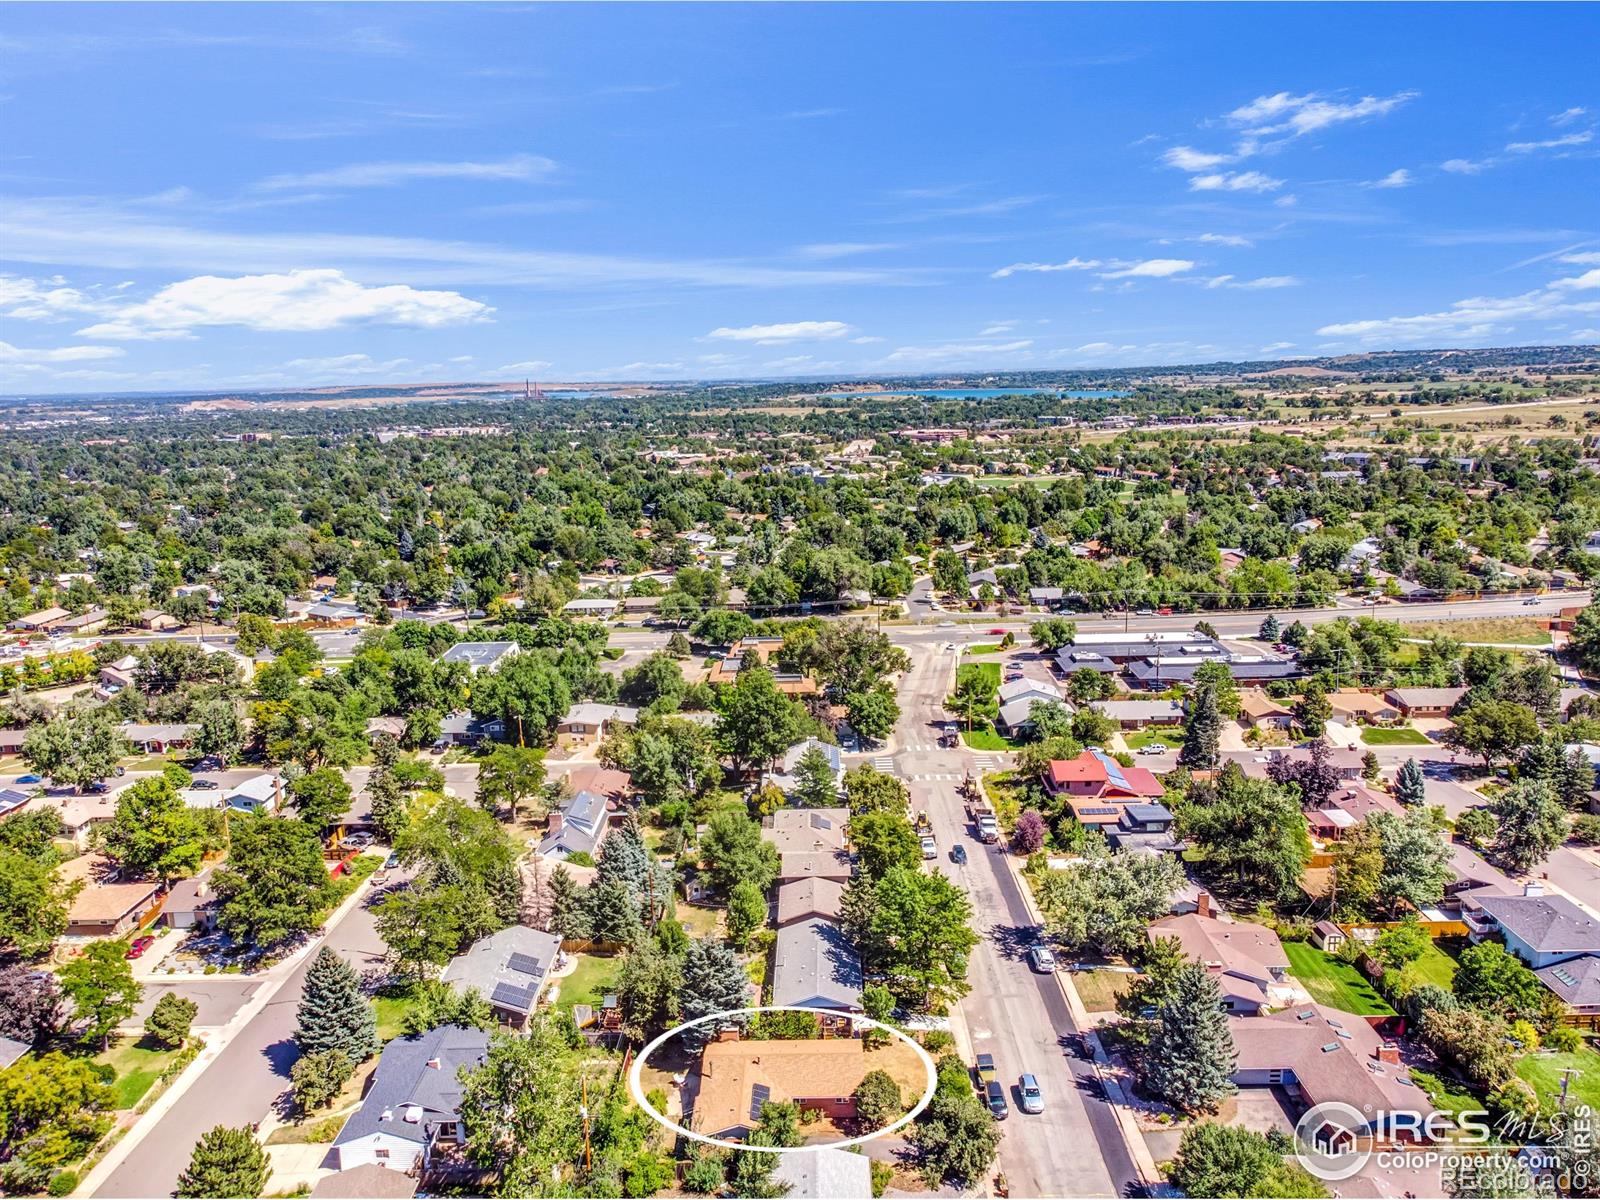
top-left (1284, 942), bottom-right (1395, 1016)
top-left (1411, 940), bottom-right (1459, 990)
top-left (966, 643), bottom-right (1007, 655)
top-left (1517, 1048), bottom-right (1600, 1111)
top-left (1072, 969), bottom-right (1136, 1012)
top-left (1407, 617), bottom-right (1553, 647)
top-left (96, 1037), bottom-right (179, 1110)
top-left (676, 903), bottom-right (722, 940)
top-left (553, 952), bottom-right (620, 1013)
top-left (374, 983), bottom-right (423, 1042)
top-left (956, 661), bottom-right (1001, 695)
top-left (1411, 1069), bottom-right (1483, 1123)
top-left (962, 722), bottom-right (1022, 751)
top-left (1127, 728), bottom-right (1184, 750)
top-left (1362, 726), bottom-right (1433, 746)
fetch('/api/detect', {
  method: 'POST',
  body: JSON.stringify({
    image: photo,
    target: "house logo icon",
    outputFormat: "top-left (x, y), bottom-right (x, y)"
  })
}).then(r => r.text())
top-left (1294, 1101), bottom-right (1373, 1182)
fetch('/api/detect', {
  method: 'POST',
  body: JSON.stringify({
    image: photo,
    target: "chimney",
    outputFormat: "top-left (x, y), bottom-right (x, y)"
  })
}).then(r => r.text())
top-left (426, 1057), bottom-right (441, 1070)
top-left (1196, 892), bottom-right (1213, 918)
top-left (547, 812), bottom-right (564, 836)
top-left (1377, 1042), bottom-right (1400, 1065)
top-left (1524, 881), bottom-right (1546, 897)
top-left (715, 1026), bottom-right (740, 1043)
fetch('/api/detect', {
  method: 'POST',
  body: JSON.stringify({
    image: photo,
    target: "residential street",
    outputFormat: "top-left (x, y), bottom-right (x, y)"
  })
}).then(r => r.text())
top-left (870, 641), bottom-right (1139, 1197)
top-left (91, 879), bottom-right (393, 1198)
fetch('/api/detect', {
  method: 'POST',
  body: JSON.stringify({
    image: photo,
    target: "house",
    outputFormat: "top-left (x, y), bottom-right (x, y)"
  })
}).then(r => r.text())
top-left (437, 711), bottom-right (505, 747)
top-left (1122, 656), bottom-right (1300, 688)
top-left (0, 728), bottom-right (27, 756)
top-left (49, 608), bottom-right (109, 636)
top-left (161, 872), bottom-right (219, 931)
top-left (771, 918), bottom-right (863, 1011)
top-left (330, 1025), bottom-right (490, 1173)
top-left (1149, 912), bottom-right (1296, 1014)
top-left (1535, 956), bottom-right (1600, 1028)
top-left (995, 677), bottom-right (1069, 736)
top-left (51, 792), bottom-right (119, 847)
top-left (693, 1035), bottom-right (869, 1141)
top-left (1290, 518), bottom-right (1323, 535)
top-left (365, 716), bottom-right (407, 741)
top-left (537, 791), bottom-right (611, 861)
top-left (764, 808), bottom-right (852, 883)
top-left (8, 606), bottom-right (69, 632)
top-left (1042, 750), bottom-right (1164, 826)
top-left (97, 654), bottom-right (140, 697)
top-left (1052, 647), bottom-right (1118, 675)
top-left (0, 787), bottom-right (33, 819)
top-left (1029, 586), bottom-right (1067, 609)
top-left (0, 1036), bottom-right (28, 1071)
top-left (1312, 921), bottom-right (1348, 952)
top-left (438, 641), bottom-right (521, 674)
top-left (1090, 698), bottom-right (1184, 730)
top-left (1225, 747), bottom-right (1366, 782)
top-left (1230, 1004), bottom-right (1433, 1134)
top-left (305, 600), bottom-right (367, 627)
top-left (562, 598), bottom-right (619, 618)
top-left (120, 722), bottom-right (197, 754)
top-left (774, 877), bottom-right (846, 927)
top-left (1342, 537), bottom-right (1382, 571)
top-left (1239, 691), bottom-right (1294, 730)
top-left (441, 925), bottom-right (563, 1029)
top-left (310, 1165), bottom-right (418, 1200)
top-left (1460, 883), bottom-right (1600, 970)
top-left (136, 609), bottom-right (182, 632)
top-left (773, 1147), bottom-right (873, 1199)
top-left (767, 738), bottom-right (845, 799)
top-left (1105, 802), bottom-right (1181, 854)
top-left (1385, 687), bottom-right (1467, 719)
top-left (65, 876), bottom-right (161, 938)
top-left (225, 774), bottom-right (282, 815)
top-left (556, 703), bottom-right (639, 742)
top-left (1327, 691), bottom-right (1401, 725)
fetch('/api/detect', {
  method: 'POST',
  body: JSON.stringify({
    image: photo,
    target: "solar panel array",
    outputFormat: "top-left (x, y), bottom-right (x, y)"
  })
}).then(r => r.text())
top-left (507, 952), bottom-right (543, 976)
top-left (491, 982), bottom-right (538, 1012)
top-left (749, 1084), bottom-right (771, 1122)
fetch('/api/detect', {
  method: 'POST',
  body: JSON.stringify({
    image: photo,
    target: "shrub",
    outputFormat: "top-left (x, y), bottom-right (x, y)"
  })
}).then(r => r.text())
top-left (922, 1030), bottom-right (955, 1055)
top-left (47, 1172), bottom-right (78, 1197)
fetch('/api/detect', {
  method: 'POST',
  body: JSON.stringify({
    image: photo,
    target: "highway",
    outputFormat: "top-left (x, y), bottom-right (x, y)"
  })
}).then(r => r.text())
top-left (869, 642), bottom-right (1139, 1197)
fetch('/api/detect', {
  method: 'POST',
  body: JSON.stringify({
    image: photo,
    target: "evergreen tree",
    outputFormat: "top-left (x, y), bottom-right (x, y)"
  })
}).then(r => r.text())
top-left (1293, 680), bottom-right (1332, 737)
top-left (368, 772), bottom-right (409, 845)
top-left (1258, 614), bottom-right (1280, 642)
top-left (293, 947), bottom-right (379, 1063)
top-left (1136, 962), bottom-right (1237, 1113)
top-left (585, 877), bottom-right (644, 945)
top-left (548, 865), bottom-right (590, 938)
top-left (1395, 757), bottom-right (1427, 806)
top-left (791, 744), bottom-right (840, 808)
top-left (176, 1126), bottom-right (268, 1199)
top-left (726, 880), bottom-right (767, 950)
top-left (679, 939), bottom-right (749, 1049)
top-left (1179, 681), bottom-right (1221, 769)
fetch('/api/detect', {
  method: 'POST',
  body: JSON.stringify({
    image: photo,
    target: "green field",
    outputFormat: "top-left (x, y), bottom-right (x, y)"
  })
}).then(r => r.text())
top-left (966, 643), bottom-right (1007, 655)
top-left (1284, 942), bottom-right (1396, 1016)
top-left (962, 722), bottom-right (1023, 751)
top-left (1516, 1048), bottom-right (1600, 1111)
top-left (553, 952), bottom-right (621, 1013)
top-left (1071, 969), bottom-right (1135, 1012)
top-left (1361, 727), bottom-right (1433, 746)
top-left (956, 661), bottom-right (1001, 694)
top-left (96, 1038), bottom-right (179, 1110)
top-left (1127, 728), bottom-right (1184, 750)
top-left (1411, 939), bottom-right (1460, 990)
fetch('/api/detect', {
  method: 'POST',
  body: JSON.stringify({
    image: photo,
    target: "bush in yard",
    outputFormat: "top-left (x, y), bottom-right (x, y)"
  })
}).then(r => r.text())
top-left (291, 1049), bottom-right (355, 1113)
top-left (46, 1171), bottom-right (78, 1197)
top-left (1454, 807), bottom-right (1496, 848)
top-left (680, 1150), bottom-right (725, 1194)
top-left (1544, 1025), bottom-right (1583, 1052)
top-left (853, 1069), bottom-right (904, 1133)
top-left (144, 992), bottom-right (199, 1049)
top-left (1573, 814), bottom-right (1600, 845)
top-left (1012, 809), bottom-right (1046, 855)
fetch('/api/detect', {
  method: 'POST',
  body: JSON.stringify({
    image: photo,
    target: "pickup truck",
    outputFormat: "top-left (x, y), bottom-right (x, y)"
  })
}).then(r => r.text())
top-left (920, 835), bottom-right (938, 860)
top-left (975, 1053), bottom-right (997, 1088)
top-left (976, 814), bottom-right (1000, 844)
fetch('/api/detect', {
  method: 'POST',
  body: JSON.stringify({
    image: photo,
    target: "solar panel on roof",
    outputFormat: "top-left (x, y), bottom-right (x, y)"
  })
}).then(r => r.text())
top-left (490, 982), bottom-right (537, 1012)
top-left (749, 1084), bottom-right (771, 1122)
top-left (507, 952), bottom-right (544, 976)
top-left (810, 813), bottom-right (832, 829)
top-left (1554, 967), bottom-right (1580, 986)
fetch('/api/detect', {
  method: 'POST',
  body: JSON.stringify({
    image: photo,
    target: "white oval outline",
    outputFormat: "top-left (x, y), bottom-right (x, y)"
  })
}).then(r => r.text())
top-left (627, 1004), bottom-right (938, 1154)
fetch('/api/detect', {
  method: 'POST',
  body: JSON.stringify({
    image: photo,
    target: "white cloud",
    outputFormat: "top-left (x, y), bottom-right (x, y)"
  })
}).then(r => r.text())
top-left (979, 322), bottom-right (1018, 336)
top-left (1189, 171), bottom-right (1283, 193)
top-left (1441, 158), bottom-right (1490, 174)
top-left (1553, 107), bottom-right (1591, 127)
top-left (1261, 341), bottom-right (1296, 352)
top-left (0, 340), bottom-right (124, 364)
top-left (1205, 274), bottom-right (1299, 290)
top-left (76, 268), bottom-right (491, 339)
top-left (1561, 252), bottom-right (1600, 266)
top-left (1099, 258), bottom-right (1195, 279)
top-left (257, 153), bottom-right (556, 191)
top-left (879, 339), bottom-right (1033, 367)
top-left (1317, 265), bottom-right (1600, 345)
top-left (280, 353), bottom-right (412, 376)
top-left (0, 274), bottom-right (113, 320)
top-left (1228, 90), bottom-right (1418, 137)
top-left (793, 242), bottom-right (900, 259)
top-left (1196, 233), bottom-right (1253, 247)
top-left (1161, 146), bottom-right (1235, 171)
top-left (704, 320), bottom-right (855, 345)
top-left (1570, 328), bottom-right (1600, 341)
top-left (1506, 130), bottom-right (1594, 153)
top-left (1366, 168), bottom-right (1413, 189)
top-left (497, 359), bottom-right (554, 373)
top-left (990, 258), bottom-right (1101, 279)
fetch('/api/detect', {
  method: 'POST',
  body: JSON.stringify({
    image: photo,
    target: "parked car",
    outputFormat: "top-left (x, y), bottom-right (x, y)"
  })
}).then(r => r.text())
top-left (1523, 596), bottom-right (1541, 605)
top-left (1135, 608), bottom-right (1154, 617)
top-left (16, 774), bottom-right (43, 784)
top-left (344, 833), bottom-right (374, 849)
top-left (985, 1079), bottom-right (1010, 1120)
top-left (125, 935), bottom-right (155, 960)
top-left (1018, 1074), bottom-right (1044, 1114)
top-left (1027, 943), bottom-right (1058, 973)
top-left (949, 843), bottom-right (968, 865)
top-left (383, 852), bottom-right (400, 869)
top-left (1136, 743), bottom-right (1165, 755)
top-left (190, 779), bottom-right (219, 790)
top-left (114, 766), bottom-right (125, 776)
top-left (920, 835), bottom-right (938, 860)
top-left (87, 781), bottom-right (110, 794)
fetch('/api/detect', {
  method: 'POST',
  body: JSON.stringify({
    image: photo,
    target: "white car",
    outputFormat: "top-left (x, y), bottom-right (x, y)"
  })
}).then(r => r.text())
top-left (1137, 744), bottom-right (1165, 755)
top-left (920, 836), bottom-right (938, 860)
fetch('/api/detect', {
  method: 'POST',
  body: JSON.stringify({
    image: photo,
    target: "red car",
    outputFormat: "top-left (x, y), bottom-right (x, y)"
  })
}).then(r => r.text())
top-left (988, 627), bottom-right (1007, 636)
top-left (125, 935), bottom-right (155, 960)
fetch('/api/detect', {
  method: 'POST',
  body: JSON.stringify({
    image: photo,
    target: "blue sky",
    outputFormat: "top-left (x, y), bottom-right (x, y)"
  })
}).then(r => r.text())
top-left (2, 2), bottom-right (1598, 392)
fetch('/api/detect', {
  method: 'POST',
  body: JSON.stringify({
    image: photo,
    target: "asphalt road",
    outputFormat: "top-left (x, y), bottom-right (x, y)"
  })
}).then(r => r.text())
top-left (879, 642), bottom-right (1139, 1197)
top-left (93, 880), bottom-right (394, 1198)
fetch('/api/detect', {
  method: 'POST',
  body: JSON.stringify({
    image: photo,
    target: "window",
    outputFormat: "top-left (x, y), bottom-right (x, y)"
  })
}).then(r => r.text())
top-left (375, 1149), bottom-right (390, 1160)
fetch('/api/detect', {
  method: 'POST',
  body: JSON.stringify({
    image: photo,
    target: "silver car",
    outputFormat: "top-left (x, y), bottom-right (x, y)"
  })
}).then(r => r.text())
top-left (1027, 944), bottom-right (1057, 973)
top-left (1018, 1074), bottom-right (1044, 1115)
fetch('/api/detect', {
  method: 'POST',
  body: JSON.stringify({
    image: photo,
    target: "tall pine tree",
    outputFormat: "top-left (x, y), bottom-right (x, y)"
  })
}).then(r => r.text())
top-left (679, 939), bottom-right (750, 1049)
top-left (176, 1126), bottom-right (269, 1199)
top-left (294, 947), bottom-right (379, 1063)
top-left (1395, 757), bottom-right (1427, 806)
top-left (1137, 962), bottom-right (1237, 1113)
top-left (1179, 681), bottom-right (1221, 770)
